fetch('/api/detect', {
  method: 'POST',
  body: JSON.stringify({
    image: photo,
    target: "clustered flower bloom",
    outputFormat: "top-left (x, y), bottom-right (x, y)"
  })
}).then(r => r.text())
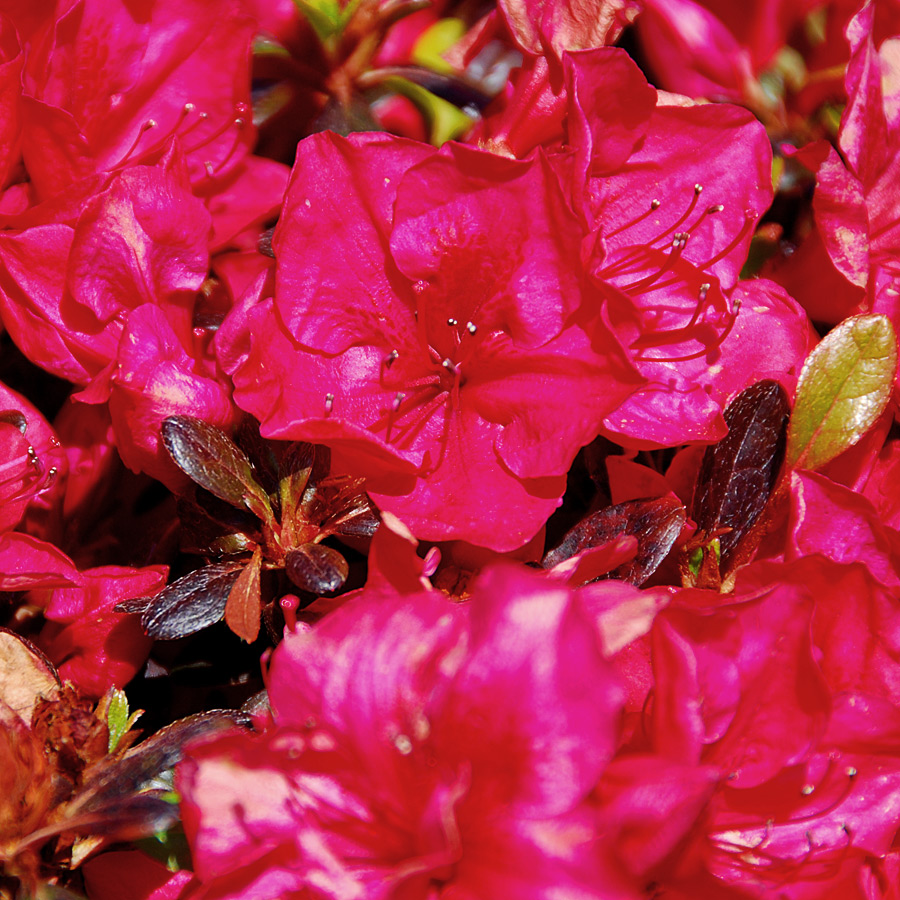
top-left (0, 0), bottom-right (899, 898)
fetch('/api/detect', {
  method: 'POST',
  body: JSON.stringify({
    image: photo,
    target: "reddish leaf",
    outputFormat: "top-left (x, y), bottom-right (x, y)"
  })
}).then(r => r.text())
top-left (224, 546), bottom-right (262, 643)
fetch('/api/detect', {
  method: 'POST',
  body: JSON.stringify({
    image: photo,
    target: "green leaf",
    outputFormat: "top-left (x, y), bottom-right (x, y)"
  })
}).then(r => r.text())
top-left (382, 76), bottom-right (474, 145)
top-left (135, 826), bottom-right (192, 872)
top-left (786, 314), bottom-right (898, 471)
top-left (293, 0), bottom-right (342, 40)
top-left (411, 18), bottom-right (466, 74)
top-left (106, 688), bottom-right (142, 752)
top-left (136, 826), bottom-right (193, 873)
top-left (252, 35), bottom-right (290, 57)
top-left (161, 416), bottom-right (274, 526)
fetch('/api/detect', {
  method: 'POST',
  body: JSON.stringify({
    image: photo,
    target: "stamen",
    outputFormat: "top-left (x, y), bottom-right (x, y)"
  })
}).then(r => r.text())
top-left (447, 318), bottom-right (458, 327)
top-left (381, 385), bottom-right (445, 450)
top-left (202, 116), bottom-right (248, 177)
top-left (466, 321), bottom-right (477, 335)
top-left (385, 349), bottom-right (399, 368)
top-left (112, 102), bottom-right (198, 169)
top-left (634, 296), bottom-right (741, 363)
top-left (392, 392), bottom-right (405, 411)
top-left (700, 209), bottom-right (757, 270)
top-left (616, 232), bottom-right (690, 294)
top-left (324, 393), bottom-right (335, 415)
top-left (117, 119), bottom-right (158, 164)
top-left (606, 197), bottom-right (664, 239)
top-left (441, 358), bottom-right (459, 375)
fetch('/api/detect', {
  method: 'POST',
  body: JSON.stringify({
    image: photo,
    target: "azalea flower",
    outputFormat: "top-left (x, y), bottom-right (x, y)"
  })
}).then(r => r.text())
top-left (0, 379), bottom-right (76, 592)
top-left (177, 564), bottom-right (632, 899)
top-left (17, 0), bottom-right (256, 198)
top-left (0, 150), bottom-right (211, 385)
top-left (37, 564), bottom-right (168, 697)
top-left (222, 131), bottom-right (641, 550)
top-left (771, 4), bottom-right (900, 326)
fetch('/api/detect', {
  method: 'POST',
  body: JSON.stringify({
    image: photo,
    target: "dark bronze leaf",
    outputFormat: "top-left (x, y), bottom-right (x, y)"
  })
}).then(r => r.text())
top-left (279, 442), bottom-right (316, 543)
top-left (54, 794), bottom-right (179, 842)
top-left (175, 494), bottom-right (257, 556)
top-left (285, 543), bottom-right (349, 593)
top-left (62, 711), bottom-right (249, 835)
top-left (361, 65), bottom-right (493, 110)
top-left (328, 499), bottom-right (381, 539)
top-left (161, 416), bottom-right (273, 523)
top-left (542, 497), bottom-right (686, 585)
top-left (691, 379), bottom-right (790, 572)
top-left (141, 563), bottom-right (245, 639)
top-left (235, 417), bottom-right (281, 497)
top-left (113, 596), bottom-right (152, 614)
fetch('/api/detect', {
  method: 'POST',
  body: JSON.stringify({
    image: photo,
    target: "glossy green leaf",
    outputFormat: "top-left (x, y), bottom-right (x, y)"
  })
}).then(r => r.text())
top-left (787, 314), bottom-right (897, 471)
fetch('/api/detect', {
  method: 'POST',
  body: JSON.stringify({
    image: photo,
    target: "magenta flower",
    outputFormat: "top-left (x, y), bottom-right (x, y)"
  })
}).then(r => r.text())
top-left (177, 564), bottom-right (629, 899)
top-left (223, 131), bottom-right (641, 550)
top-left (634, 0), bottom-right (820, 105)
top-left (17, 0), bottom-right (256, 199)
top-left (637, 552), bottom-right (900, 895)
top-left (0, 379), bottom-right (77, 592)
top-left (0, 12), bottom-right (22, 193)
top-left (37, 564), bottom-right (168, 698)
top-left (104, 303), bottom-right (236, 488)
top-left (496, 0), bottom-right (639, 66)
top-left (83, 850), bottom-right (195, 900)
top-left (475, 49), bottom-right (810, 446)
top-left (0, 151), bottom-right (211, 385)
top-left (561, 50), bottom-right (811, 445)
top-left (775, 4), bottom-right (900, 326)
